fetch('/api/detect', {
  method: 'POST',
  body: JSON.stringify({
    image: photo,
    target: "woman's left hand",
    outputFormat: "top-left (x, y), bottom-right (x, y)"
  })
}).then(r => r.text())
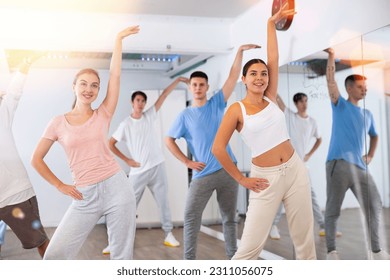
top-left (118, 25), bottom-right (140, 40)
top-left (269, 2), bottom-right (296, 24)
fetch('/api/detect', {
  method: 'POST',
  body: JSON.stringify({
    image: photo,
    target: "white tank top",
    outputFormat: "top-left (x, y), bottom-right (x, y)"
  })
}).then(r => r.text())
top-left (237, 96), bottom-right (290, 158)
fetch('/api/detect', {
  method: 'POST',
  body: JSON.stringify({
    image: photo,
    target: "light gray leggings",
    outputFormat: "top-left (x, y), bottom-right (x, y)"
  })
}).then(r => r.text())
top-left (44, 171), bottom-right (136, 260)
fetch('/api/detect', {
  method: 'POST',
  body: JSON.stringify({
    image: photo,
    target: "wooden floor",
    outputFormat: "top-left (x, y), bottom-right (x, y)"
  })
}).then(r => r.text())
top-left (1, 208), bottom-right (389, 260)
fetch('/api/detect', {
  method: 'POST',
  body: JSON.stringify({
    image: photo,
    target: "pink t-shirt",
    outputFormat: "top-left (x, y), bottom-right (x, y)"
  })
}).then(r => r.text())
top-left (43, 104), bottom-right (121, 187)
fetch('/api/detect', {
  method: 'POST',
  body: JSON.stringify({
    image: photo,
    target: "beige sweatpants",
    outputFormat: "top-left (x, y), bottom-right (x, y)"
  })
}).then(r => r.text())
top-left (233, 152), bottom-right (316, 260)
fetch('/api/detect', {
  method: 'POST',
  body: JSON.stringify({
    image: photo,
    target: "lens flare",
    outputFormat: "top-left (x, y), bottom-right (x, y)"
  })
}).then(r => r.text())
top-left (31, 220), bottom-right (41, 230)
top-left (12, 207), bottom-right (25, 219)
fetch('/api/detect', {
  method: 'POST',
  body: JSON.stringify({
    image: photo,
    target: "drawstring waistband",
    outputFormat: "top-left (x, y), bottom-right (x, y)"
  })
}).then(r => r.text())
top-left (251, 151), bottom-right (299, 175)
top-left (279, 163), bottom-right (288, 176)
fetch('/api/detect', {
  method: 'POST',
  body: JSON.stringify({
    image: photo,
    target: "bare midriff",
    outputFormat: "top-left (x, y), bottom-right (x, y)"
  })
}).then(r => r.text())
top-left (252, 140), bottom-right (294, 167)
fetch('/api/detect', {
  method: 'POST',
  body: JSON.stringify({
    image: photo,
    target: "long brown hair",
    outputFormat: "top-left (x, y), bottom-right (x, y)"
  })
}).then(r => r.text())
top-left (242, 59), bottom-right (267, 77)
top-left (72, 68), bottom-right (100, 109)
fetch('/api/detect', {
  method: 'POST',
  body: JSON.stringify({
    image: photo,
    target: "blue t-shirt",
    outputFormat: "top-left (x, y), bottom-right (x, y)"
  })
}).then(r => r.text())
top-left (326, 96), bottom-right (377, 170)
top-left (167, 90), bottom-right (237, 180)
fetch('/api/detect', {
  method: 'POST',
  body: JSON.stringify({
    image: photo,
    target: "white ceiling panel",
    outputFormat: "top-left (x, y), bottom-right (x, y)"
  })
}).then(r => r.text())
top-left (0, 0), bottom-right (262, 18)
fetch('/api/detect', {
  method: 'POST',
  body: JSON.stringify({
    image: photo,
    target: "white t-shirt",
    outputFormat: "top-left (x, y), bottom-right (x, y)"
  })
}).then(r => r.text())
top-left (284, 107), bottom-right (321, 160)
top-left (112, 106), bottom-right (164, 176)
top-left (0, 72), bottom-right (35, 208)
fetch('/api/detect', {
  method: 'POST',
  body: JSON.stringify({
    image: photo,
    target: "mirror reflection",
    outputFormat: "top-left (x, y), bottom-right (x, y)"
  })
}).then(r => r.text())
top-left (238, 24), bottom-right (390, 260)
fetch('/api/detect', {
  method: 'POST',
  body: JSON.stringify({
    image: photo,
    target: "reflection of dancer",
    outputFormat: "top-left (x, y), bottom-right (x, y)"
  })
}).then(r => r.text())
top-left (212, 5), bottom-right (316, 260)
top-left (31, 26), bottom-right (139, 260)
top-left (0, 56), bottom-right (49, 258)
top-left (324, 48), bottom-right (389, 260)
top-left (269, 93), bottom-right (341, 239)
top-left (102, 77), bottom-right (187, 255)
top-left (166, 44), bottom-right (260, 259)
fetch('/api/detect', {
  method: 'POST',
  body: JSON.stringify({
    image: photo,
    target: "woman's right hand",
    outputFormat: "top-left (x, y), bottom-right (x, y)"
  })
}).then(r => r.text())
top-left (239, 177), bottom-right (270, 193)
top-left (324, 47), bottom-right (335, 55)
top-left (57, 183), bottom-right (83, 200)
top-left (126, 159), bottom-right (141, 168)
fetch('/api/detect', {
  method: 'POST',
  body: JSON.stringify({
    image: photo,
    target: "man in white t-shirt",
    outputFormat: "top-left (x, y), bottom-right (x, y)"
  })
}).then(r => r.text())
top-left (269, 93), bottom-right (341, 239)
top-left (0, 55), bottom-right (49, 258)
top-left (101, 77), bottom-right (188, 255)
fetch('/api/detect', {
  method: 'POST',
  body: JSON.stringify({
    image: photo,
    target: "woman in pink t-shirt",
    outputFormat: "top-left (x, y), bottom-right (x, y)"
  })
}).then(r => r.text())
top-left (31, 26), bottom-right (140, 260)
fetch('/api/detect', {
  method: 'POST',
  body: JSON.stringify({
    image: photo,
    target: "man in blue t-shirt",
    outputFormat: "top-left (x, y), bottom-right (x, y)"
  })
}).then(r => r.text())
top-left (324, 48), bottom-right (389, 260)
top-left (165, 44), bottom-right (260, 259)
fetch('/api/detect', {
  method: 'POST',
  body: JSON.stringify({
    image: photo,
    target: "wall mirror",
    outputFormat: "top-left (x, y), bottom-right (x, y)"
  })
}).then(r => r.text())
top-left (279, 25), bottom-right (389, 259)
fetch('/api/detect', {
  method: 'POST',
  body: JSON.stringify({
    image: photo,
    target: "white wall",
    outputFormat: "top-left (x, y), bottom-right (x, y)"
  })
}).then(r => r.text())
top-left (0, 9), bottom-right (232, 55)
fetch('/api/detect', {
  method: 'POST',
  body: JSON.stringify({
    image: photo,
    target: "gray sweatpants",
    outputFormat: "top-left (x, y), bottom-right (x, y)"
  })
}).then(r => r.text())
top-left (44, 171), bottom-right (136, 260)
top-left (131, 163), bottom-right (173, 234)
top-left (325, 159), bottom-right (383, 252)
top-left (184, 168), bottom-right (238, 260)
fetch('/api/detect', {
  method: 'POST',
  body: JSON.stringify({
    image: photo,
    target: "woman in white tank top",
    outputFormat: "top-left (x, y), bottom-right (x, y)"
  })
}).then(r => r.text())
top-left (212, 4), bottom-right (316, 260)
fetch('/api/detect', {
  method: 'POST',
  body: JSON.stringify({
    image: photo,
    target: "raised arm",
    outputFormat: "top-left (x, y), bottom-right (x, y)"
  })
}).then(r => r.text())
top-left (5, 52), bottom-right (44, 100)
top-left (276, 94), bottom-right (286, 111)
top-left (18, 52), bottom-right (45, 74)
top-left (31, 138), bottom-right (82, 200)
top-left (17, 58), bottom-right (33, 75)
top-left (325, 48), bottom-right (340, 104)
top-left (102, 25), bottom-right (140, 114)
top-left (265, 3), bottom-right (296, 102)
top-left (154, 77), bottom-right (188, 112)
top-left (221, 44), bottom-right (261, 102)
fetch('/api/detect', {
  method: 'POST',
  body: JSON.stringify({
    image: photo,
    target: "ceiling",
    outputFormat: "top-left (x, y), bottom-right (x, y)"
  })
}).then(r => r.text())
top-left (0, 0), bottom-right (262, 18)
top-left (5, 2), bottom-right (388, 76)
top-left (280, 24), bottom-right (390, 77)
top-left (1, 0), bottom-right (262, 76)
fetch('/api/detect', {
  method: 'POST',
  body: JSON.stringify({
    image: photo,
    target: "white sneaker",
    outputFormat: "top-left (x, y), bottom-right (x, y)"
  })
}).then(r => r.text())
top-left (326, 250), bottom-right (340, 260)
top-left (164, 232), bottom-right (180, 247)
top-left (102, 245), bottom-right (110, 255)
top-left (269, 225), bottom-right (281, 240)
top-left (370, 250), bottom-right (390, 260)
